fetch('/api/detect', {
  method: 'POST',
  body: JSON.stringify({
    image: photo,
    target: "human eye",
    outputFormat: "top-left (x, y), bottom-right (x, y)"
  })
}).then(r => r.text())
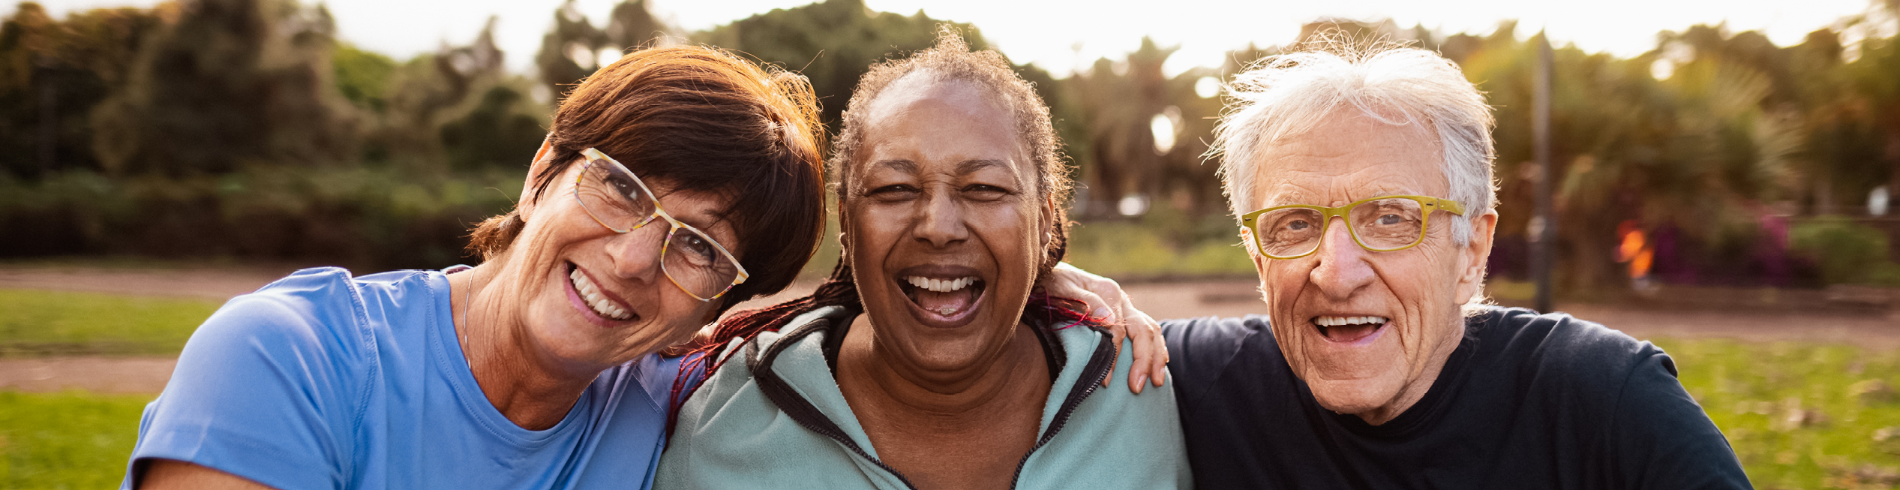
top-left (863, 184), bottom-right (920, 201)
top-left (674, 232), bottom-right (721, 265)
top-left (961, 184), bottom-right (1011, 201)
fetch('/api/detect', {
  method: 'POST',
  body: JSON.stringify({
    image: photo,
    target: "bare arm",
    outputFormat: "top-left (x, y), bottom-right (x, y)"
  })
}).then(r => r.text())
top-left (138, 460), bottom-right (276, 490)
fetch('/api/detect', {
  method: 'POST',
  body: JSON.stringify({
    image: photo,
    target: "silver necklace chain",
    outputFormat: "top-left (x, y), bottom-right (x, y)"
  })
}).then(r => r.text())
top-left (459, 271), bottom-right (475, 355)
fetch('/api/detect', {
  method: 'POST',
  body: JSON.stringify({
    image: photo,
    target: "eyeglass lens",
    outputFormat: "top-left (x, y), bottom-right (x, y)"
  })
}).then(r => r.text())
top-left (575, 160), bottom-right (742, 300)
top-left (1254, 198), bottom-right (1427, 257)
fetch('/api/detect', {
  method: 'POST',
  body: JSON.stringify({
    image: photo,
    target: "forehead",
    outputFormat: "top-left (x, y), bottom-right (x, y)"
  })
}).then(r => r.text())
top-left (852, 74), bottom-right (1028, 176)
top-left (1248, 109), bottom-right (1447, 209)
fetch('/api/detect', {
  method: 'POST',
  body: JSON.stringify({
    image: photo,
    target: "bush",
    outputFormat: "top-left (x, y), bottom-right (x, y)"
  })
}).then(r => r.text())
top-left (0, 168), bottom-right (519, 269)
top-left (1789, 217), bottom-right (1900, 287)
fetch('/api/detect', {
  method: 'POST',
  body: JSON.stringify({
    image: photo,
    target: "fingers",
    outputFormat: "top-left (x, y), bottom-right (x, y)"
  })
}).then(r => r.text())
top-left (1123, 297), bottom-right (1167, 394)
top-left (1061, 288), bottom-right (1122, 388)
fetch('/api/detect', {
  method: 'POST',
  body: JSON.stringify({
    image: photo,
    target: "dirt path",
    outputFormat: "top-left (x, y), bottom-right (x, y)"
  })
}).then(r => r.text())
top-left (2, 267), bottom-right (1897, 394)
top-left (0, 263), bottom-right (302, 300)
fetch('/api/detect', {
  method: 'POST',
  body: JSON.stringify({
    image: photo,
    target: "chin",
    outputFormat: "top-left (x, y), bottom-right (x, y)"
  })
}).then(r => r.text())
top-left (1307, 382), bottom-right (1396, 416)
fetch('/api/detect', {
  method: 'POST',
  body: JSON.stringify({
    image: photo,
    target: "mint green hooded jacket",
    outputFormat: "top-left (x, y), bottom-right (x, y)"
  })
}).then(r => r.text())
top-left (656, 306), bottom-right (1192, 489)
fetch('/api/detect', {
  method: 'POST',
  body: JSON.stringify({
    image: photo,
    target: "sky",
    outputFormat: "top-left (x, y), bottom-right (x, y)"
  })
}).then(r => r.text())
top-left (18, 0), bottom-right (1886, 76)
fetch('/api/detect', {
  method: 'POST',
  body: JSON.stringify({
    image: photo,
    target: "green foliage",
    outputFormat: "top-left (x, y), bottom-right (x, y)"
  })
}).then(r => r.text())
top-left (692, 0), bottom-right (986, 132)
top-left (0, 167), bottom-right (521, 268)
top-left (0, 2), bottom-right (167, 178)
top-left (439, 85), bottom-right (546, 171)
top-left (1654, 339), bottom-right (1900, 488)
top-left (1790, 217), bottom-right (1900, 286)
top-left (90, 0), bottom-right (358, 176)
top-left (332, 41), bottom-right (396, 112)
top-left (0, 289), bottom-right (218, 356)
top-left (1065, 211), bottom-right (1256, 278)
top-left (535, 0), bottom-right (671, 105)
top-left (0, 391), bottom-right (153, 488)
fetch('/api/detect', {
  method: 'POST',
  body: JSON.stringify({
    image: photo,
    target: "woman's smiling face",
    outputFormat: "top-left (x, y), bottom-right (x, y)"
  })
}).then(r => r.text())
top-left (843, 74), bottom-right (1052, 374)
top-left (501, 157), bottom-right (739, 374)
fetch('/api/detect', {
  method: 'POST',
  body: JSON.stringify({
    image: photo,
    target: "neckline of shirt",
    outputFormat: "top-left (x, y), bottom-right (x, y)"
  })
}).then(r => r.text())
top-left (430, 267), bottom-right (596, 447)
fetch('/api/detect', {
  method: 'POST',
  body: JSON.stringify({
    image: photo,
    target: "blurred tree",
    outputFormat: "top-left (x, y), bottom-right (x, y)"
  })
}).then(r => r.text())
top-left (694, 0), bottom-right (985, 132)
top-left (332, 41), bottom-right (395, 113)
top-left (361, 17), bottom-right (546, 171)
top-left (90, 0), bottom-right (355, 176)
top-left (0, 2), bottom-right (168, 178)
top-left (535, 0), bottom-right (671, 106)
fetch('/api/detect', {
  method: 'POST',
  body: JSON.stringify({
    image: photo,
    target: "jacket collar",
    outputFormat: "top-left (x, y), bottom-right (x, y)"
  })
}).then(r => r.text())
top-left (742, 305), bottom-right (1118, 489)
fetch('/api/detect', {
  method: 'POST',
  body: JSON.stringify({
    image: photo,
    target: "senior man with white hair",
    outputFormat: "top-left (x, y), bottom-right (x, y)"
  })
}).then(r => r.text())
top-left (1154, 45), bottom-right (1752, 488)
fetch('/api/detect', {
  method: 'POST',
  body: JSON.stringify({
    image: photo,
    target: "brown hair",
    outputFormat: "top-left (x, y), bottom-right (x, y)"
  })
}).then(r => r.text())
top-left (466, 45), bottom-right (827, 311)
top-left (670, 28), bottom-right (1086, 419)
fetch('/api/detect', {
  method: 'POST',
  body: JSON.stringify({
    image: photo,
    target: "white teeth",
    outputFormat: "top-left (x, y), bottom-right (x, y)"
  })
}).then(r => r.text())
top-left (1315, 316), bottom-right (1389, 327)
top-left (569, 267), bottom-right (632, 321)
top-left (905, 276), bottom-right (977, 293)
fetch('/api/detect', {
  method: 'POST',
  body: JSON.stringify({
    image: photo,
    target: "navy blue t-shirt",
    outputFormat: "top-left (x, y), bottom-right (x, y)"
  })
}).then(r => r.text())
top-left (1161, 306), bottom-right (1751, 489)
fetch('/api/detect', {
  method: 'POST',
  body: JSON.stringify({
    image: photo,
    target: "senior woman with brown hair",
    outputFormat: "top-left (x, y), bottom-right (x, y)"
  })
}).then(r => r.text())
top-left (656, 31), bottom-right (1191, 490)
top-left (118, 46), bottom-right (831, 490)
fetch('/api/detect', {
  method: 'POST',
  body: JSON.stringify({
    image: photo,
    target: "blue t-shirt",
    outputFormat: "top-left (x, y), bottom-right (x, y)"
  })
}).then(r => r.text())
top-left (121, 267), bottom-right (681, 490)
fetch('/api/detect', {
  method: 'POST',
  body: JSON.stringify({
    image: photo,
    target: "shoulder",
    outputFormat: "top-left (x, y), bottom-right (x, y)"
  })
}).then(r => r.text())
top-left (1472, 308), bottom-right (1749, 486)
top-left (190, 267), bottom-right (411, 361)
top-left (1471, 306), bottom-right (1671, 384)
top-left (1160, 315), bottom-right (1277, 405)
top-left (659, 307), bottom-right (869, 488)
top-left (670, 305), bottom-right (848, 428)
top-left (128, 267), bottom-right (433, 490)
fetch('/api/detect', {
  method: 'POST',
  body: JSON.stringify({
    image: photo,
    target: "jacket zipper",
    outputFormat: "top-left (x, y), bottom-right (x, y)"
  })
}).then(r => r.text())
top-left (1007, 332), bottom-right (1116, 489)
top-left (753, 310), bottom-right (1115, 490)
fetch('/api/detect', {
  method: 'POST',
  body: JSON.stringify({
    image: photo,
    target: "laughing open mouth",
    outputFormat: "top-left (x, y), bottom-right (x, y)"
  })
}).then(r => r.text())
top-left (898, 275), bottom-right (987, 317)
top-left (1312, 315), bottom-right (1389, 343)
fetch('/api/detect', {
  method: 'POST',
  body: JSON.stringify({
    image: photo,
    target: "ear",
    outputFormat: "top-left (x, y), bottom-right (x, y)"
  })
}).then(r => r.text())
top-left (1040, 195), bottom-right (1059, 250)
top-left (1241, 228), bottom-right (1270, 288)
top-left (1452, 210), bottom-right (1499, 305)
top-left (518, 134), bottom-right (557, 219)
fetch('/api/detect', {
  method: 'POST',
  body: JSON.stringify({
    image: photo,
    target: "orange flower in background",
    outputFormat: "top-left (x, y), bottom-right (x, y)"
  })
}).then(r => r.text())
top-left (1615, 220), bottom-right (1653, 280)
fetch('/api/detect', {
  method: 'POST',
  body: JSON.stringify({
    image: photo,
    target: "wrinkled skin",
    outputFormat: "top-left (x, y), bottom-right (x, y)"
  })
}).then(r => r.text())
top-left (1243, 110), bottom-right (1497, 425)
top-left (834, 74), bottom-right (1056, 490)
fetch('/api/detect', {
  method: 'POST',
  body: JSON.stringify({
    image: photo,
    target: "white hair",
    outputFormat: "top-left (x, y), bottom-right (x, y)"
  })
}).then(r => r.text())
top-left (1211, 44), bottom-right (1497, 245)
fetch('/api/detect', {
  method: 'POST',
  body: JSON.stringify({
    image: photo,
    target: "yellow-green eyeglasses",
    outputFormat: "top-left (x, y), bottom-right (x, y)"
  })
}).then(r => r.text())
top-left (573, 148), bottom-right (748, 302)
top-left (1240, 195), bottom-right (1466, 260)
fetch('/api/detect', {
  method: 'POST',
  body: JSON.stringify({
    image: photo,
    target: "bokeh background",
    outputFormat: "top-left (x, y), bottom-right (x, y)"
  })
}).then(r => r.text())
top-left (4, 0), bottom-right (1900, 488)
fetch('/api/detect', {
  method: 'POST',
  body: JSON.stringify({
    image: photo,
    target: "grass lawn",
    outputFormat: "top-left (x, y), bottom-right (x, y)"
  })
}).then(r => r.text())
top-left (0, 391), bottom-right (153, 489)
top-left (1654, 338), bottom-right (1900, 489)
top-left (0, 289), bottom-right (220, 357)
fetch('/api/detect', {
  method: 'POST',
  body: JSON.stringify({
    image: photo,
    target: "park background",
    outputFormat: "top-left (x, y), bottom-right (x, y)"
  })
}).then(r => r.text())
top-left (5, 0), bottom-right (1900, 487)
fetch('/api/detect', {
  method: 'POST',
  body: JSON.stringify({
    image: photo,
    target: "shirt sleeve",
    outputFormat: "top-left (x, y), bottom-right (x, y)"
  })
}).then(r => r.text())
top-left (1161, 316), bottom-right (1263, 417)
top-left (1612, 350), bottom-right (1754, 490)
top-left (122, 286), bottom-right (367, 490)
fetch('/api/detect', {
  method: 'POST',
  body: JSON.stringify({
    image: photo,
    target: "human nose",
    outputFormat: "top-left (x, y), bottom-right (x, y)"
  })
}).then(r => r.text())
top-left (912, 189), bottom-right (969, 248)
top-left (604, 220), bottom-right (668, 283)
top-left (1306, 216), bottom-right (1374, 299)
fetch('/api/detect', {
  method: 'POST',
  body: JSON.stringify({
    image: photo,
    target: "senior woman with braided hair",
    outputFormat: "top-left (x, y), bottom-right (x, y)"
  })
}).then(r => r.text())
top-left (1109, 43), bottom-right (1749, 488)
top-left (656, 31), bottom-right (1191, 490)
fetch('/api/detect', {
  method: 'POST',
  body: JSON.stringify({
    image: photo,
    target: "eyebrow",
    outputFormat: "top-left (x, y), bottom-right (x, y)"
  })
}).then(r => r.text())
top-left (872, 159), bottom-right (918, 174)
top-left (869, 158), bottom-right (1010, 176)
top-left (956, 159), bottom-right (1007, 175)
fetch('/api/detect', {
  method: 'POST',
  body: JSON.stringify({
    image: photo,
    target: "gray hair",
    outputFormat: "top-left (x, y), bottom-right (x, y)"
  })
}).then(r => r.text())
top-left (1211, 44), bottom-right (1497, 245)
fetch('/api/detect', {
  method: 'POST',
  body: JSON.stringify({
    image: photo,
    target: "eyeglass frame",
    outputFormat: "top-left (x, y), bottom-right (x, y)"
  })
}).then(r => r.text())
top-left (573, 147), bottom-right (749, 302)
top-left (1239, 195), bottom-right (1466, 260)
